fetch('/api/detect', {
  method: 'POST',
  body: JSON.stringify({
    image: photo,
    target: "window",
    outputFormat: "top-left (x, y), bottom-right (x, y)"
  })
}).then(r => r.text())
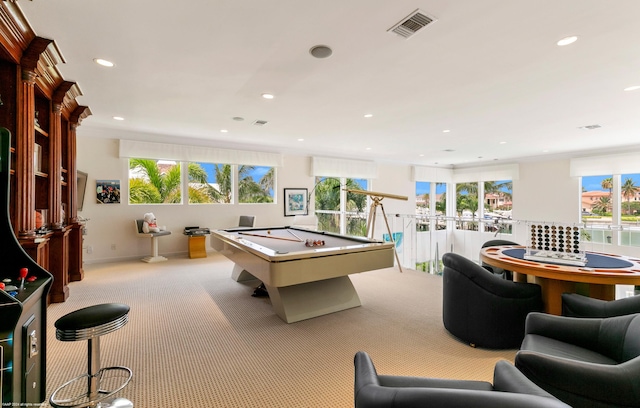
top-left (483, 179), bottom-right (512, 234)
top-left (415, 181), bottom-right (447, 231)
top-left (187, 162), bottom-right (233, 204)
top-left (620, 173), bottom-right (640, 247)
top-left (129, 158), bottom-right (182, 204)
top-left (238, 165), bottom-right (275, 203)
top-left (186, 163), bottom-right (275, 204)
top-left (315, 177), bottom-right (368, 236)
top-left (416, 182), bottom-right (430, 216)
top-left (455, 182), bottom-right (478, 230)
top-left (454, 180), bottom-right (512, 232)
top-left (581, 174), bottom-right (613, 245)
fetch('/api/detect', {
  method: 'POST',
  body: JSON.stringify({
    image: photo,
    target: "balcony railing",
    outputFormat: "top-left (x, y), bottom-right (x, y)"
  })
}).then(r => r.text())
top-left (315, 211), bottom-right (640, 275)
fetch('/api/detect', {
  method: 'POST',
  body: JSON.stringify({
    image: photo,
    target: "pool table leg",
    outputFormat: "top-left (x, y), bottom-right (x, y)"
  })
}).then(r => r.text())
top-left (231, 264), bottom-right (257, 282)
top-left (265, 276), bottom-right (361, 323)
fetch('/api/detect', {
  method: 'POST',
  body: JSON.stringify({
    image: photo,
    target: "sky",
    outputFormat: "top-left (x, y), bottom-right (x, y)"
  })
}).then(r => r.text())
top-left (582, 174), bottom-right (640, 191)
top-left (415, 181), bottom-right (512, 195)
top-left (198, 163), bottom-right (270, 183)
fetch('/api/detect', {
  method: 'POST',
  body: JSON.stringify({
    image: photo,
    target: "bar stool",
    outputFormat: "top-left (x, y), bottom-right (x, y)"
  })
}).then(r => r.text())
top-left (49, 303), bottom-right (133, 408)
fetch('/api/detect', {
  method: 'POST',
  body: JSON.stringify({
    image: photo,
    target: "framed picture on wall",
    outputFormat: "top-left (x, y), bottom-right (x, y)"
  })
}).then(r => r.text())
top-left (96, 179), bottom-right (121, 204)
top-left (284, 188), bottom-right (308, 216)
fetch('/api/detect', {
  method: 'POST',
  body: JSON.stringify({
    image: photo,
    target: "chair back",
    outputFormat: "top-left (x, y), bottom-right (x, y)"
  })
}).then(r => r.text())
top-left (135, 219), bottom-right (144, 234)
top-left (442, 252), bottom-right (543, 349)
top-left (238, 215), bottom-right (255, 227)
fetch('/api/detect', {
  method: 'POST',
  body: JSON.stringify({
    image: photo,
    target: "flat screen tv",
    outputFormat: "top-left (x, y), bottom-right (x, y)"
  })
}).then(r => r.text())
top-left (77, 170), bottom-right (88, 212)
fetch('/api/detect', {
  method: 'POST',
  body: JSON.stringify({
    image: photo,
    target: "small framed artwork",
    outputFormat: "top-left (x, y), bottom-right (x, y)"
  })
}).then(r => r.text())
top-left (96, 180), bottom-right (121, 204)
top-left (284, 188), bottom-right (308, 216)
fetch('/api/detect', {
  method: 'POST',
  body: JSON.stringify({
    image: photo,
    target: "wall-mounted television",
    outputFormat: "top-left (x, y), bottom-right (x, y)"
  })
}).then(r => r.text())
top-left (77, 170), bottom-right (88, 212)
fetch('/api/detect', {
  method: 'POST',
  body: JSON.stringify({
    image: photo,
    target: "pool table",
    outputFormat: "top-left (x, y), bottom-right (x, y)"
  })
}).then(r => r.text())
top-left (210, 226), bottom-right (395, 323)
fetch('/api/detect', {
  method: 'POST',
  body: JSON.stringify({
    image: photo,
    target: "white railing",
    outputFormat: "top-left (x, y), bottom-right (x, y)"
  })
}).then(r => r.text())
top-left (374, 214), bottom-right (640, 274)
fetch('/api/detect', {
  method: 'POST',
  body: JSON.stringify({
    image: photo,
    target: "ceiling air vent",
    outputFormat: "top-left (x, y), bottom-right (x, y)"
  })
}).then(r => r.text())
top-left (253, 120), bottom-right (268, 126)
top-left (579, 124), bottom-right (601, 130)
top-left (388, 9), bottom-right (437, 39)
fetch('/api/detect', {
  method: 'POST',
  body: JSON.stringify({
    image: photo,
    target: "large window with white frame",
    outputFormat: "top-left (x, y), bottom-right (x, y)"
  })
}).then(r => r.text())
top-left (237, 165), bottom-right (275, 204)
top-left (129, 158), bottom-right (182, 204)
top-left (483, 179), bottom-right (512, 234)
top-left (581, 174), bottom-right (614, 244)
top-left (580, 173), bottom-right (640, 247)
top-left (314, 177), bottom-right (368, 235)
top-left (621, 173), bottom-right (640, 246)
top-left (187, 162), bottom-right (233, 204)
top-left (415, 181), bottom-right (447, 231)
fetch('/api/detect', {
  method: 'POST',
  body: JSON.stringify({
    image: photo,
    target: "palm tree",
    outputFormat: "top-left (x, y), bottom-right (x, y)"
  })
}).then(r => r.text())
top-left (213, 164), bottom-right (233, 203)
top-left (238, 165), bottom-right (273, 203)
top-left (621, 178), bottom-right (638, 215)
top-left (592, 196), bottom-right (611, 215)
top-left (129, 159), bottom-right (181, 203)
top-left (187, 162), bottom-right (224, 203)
top-left (601, 177), bottom-right (613, 200)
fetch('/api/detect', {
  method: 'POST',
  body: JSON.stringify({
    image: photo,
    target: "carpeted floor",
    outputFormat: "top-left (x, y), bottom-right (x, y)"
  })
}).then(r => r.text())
top-left (42, 253), bottom-right (516, 407)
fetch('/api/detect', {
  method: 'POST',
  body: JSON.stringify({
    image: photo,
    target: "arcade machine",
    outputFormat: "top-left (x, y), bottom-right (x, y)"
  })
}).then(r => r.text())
top-left (0, 128), bottom-right (53, 405)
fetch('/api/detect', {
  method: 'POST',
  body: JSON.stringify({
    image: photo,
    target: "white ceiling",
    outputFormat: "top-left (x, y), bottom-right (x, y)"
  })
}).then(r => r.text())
top-left (17, 0), bottom-right (640, 167)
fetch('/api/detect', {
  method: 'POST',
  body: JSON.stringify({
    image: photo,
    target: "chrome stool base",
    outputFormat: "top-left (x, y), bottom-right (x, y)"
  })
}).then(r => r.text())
top-left (49, 304), bottom-right (133, 408)
top-left (49, 366), bottom-right (133, 408)
top-left (97, 398), bottom-right (134, 408)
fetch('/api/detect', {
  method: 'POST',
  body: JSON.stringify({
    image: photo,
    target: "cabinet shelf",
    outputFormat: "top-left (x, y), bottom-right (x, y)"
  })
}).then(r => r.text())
top-left (34, 124), bottom-right (49, 137)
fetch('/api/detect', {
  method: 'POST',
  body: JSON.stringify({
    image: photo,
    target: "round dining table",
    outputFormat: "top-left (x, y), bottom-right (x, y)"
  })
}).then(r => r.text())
top-left (480, 246), bottom-right (640, 315)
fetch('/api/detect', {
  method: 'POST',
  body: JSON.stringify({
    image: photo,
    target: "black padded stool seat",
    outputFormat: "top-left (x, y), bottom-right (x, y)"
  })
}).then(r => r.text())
top-left (50, 303), bottom-right (133, 408)
top-left (56, 303), bottom-right (130, 341)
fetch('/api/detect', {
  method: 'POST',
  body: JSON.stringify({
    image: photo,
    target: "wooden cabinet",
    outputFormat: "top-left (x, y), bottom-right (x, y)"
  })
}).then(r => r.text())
top-left (1, 2), bottom-right (91, 302)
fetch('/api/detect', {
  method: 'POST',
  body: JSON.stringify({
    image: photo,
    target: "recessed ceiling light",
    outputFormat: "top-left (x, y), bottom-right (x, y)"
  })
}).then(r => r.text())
top-left (112, 116), bottom-right (124, 121)
top-left (557, 36), bottom-right (578, 46)
top-left (499, 141), bottom-right (507, 144)
top-left (442, 129), bottom-right (450, 133)
top-left (443, 149), bottom-right (454, 152)
top-left (309, 45), bottom-right (333, 59)
top-left (364, 114), bottom-right (373, 118)
top-left (261, 93), bottom-right (274, 99)
top-left (366, 147), bottom-right (372, 150)
top-left (419, 154), bottom-right (424, 157)
top-left (220, 129), bottom-right (228, 133)
top-left (624, 85), bottom-right (640, 92)
top-left (297, 138), bottom-right (304, 142)
top-left (232, 116), bottom-right (245, 121)
top-left (94, 58), bottom-right (114, 67)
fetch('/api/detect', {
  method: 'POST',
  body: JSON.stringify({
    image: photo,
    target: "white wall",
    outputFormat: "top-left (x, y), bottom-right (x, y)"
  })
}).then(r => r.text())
top-left (514, 159), bottom-right (579, 223)
top-left (77, 135), bottom-right (316, 262)
top-left (76, 129), bottom-right (640, 263)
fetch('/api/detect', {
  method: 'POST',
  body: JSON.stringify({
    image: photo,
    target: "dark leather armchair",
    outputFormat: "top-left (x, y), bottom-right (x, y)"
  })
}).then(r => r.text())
top-left (562, 292), bottom-right (640, 317)
top-left (353, 351), bottom-right (570, 408)
top-left (481, 239), bottom-right (519, 280)
top-left (516, 312), bottom-right (640, 408)
top-left (442, 252), bottom-right (543, 348)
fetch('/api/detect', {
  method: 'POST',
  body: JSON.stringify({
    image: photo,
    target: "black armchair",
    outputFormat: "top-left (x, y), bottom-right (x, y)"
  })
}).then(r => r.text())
top-left (562, 292), bottom-right (640, 317)
top-left (353, 351), bottom-right (570, 408)
top-left (516, 312), bottom-right (640, 408)
top-left (481, 239), bottom-right (519, 280)
top-left (442, 252), bottom-right (543, 348)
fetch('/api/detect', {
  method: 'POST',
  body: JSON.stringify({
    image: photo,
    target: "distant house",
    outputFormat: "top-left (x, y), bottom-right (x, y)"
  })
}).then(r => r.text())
top-left (485, 192), bottom-right (512, 210)
top-left (581, 190), bottom-right (640, 213)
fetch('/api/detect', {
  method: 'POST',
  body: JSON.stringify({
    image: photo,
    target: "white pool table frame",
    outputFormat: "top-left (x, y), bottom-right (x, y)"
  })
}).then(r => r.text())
top-left (210, 227), bottom-right (395, 323)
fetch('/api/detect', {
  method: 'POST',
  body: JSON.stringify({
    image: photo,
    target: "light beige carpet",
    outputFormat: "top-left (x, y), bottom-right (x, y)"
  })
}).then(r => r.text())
top-left (42, 253), bottom-right (516, 407)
